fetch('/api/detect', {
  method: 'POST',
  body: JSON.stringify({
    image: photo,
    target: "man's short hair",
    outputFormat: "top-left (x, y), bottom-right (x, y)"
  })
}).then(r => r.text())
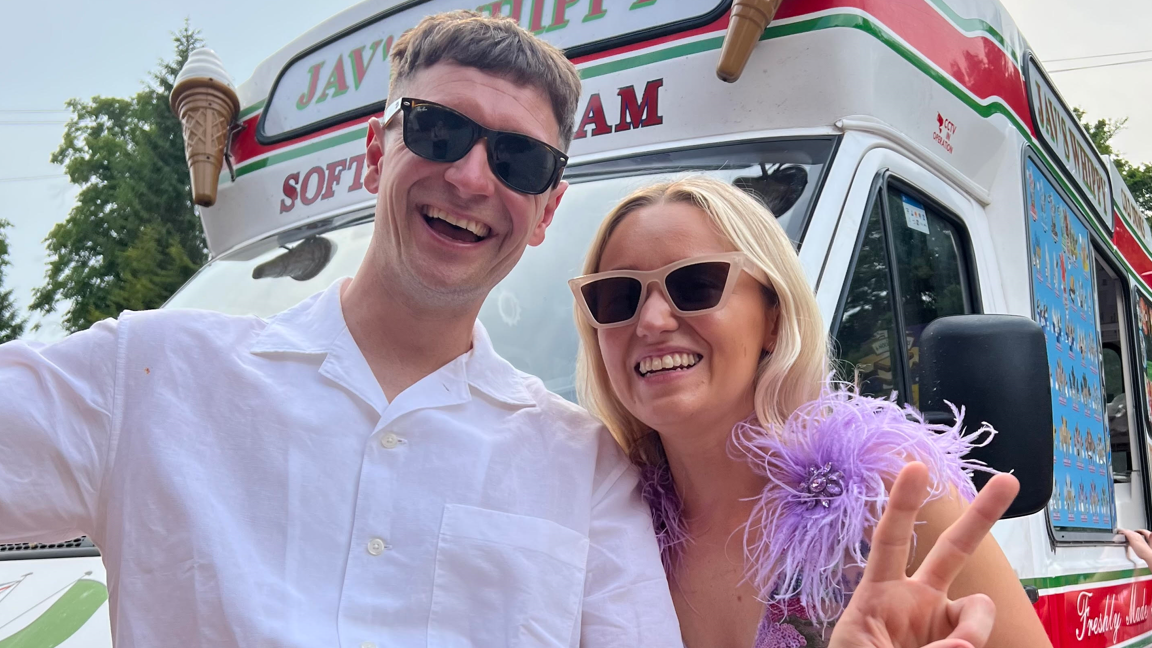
top-left (389, 10), bottom-right (582, 151)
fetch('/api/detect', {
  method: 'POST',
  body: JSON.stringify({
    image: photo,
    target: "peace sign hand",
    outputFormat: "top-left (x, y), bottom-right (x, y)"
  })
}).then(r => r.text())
top-left (828, 462), bottom-right (1020, 648)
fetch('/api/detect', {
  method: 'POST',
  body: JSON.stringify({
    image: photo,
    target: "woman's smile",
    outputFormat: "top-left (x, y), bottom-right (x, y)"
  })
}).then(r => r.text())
top-left (635, 351), bottom-right (703, 378)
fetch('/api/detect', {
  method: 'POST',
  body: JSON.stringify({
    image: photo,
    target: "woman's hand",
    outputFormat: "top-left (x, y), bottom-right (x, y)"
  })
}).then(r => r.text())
top-left (1120, 528), bottom-right (1152, 565)
top-left (828, 462), bottom-right (1020, 648)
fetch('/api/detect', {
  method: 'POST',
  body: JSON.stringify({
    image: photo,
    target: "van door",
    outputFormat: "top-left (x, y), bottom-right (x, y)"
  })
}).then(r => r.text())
top-left (816, 146), bottom-right (988, 408)
top-left (814, 144), bottom-right (1041, 577)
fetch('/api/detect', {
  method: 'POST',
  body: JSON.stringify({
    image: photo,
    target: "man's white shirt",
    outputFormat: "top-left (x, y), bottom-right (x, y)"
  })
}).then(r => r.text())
top-left (0, 280), bottom-right (682, 647)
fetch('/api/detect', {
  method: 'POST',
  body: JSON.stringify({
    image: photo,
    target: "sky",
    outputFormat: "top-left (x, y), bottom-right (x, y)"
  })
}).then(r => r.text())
top-left (1, 0), bottom-right (1150, 342)
top-left (0, 0), bottom-right (339, 340)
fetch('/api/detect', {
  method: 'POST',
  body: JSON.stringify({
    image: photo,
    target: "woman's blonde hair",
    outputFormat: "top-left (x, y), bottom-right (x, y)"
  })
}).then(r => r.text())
top-left (575, 175), bottom-right (830, 465)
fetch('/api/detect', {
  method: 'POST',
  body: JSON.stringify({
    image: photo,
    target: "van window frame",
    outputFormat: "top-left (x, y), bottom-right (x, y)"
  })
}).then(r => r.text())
top-left (562, 135), bottom-right (841, 247)
top-left (830, 169), bottom-right (982, 406)
top-left (1023, 147), bottom-right (1147, 544)
top-left (1127, 281), bottom-right (1152, 530)
top-left (255, 0), bottom-right (734, 145)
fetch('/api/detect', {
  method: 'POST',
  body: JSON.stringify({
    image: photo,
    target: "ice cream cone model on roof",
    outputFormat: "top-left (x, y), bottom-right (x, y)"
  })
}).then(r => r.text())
top-left (170, 48), bottom-right (240, 207)
top-left (716, 0), bottom-right (785, 83)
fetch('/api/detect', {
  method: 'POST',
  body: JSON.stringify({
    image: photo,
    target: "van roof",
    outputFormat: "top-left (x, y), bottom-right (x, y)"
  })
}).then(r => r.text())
top-left (204, 0), bottom-right (1142, 265)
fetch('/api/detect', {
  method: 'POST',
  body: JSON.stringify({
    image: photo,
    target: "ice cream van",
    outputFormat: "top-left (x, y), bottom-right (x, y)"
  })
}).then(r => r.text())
top-left (7, 0), bottom-right (1152, 646)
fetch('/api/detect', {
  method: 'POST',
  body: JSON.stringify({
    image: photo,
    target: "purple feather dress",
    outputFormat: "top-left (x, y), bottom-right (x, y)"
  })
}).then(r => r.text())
top-left (639, 387), bottom-right (995, 648)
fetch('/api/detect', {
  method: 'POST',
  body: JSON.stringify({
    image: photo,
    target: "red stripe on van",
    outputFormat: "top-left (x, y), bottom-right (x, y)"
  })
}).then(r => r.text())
top-left (775, 0), bottom-right (1032, 133)
top-left (230, 112), bottom-right (379, 167)
top-left (1034, 578), bottom-right (1152, 647)
top-left (1113, 214), bottom-right (1152, 290)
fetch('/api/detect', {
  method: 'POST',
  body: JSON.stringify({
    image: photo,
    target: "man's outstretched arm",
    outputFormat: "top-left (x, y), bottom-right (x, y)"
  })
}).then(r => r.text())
top-left (0, 320), bottom-right (119, 544)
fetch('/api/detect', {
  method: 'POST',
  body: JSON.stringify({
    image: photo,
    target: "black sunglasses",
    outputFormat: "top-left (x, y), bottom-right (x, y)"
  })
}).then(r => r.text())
top-left (382, 97), bottom-right (568, 195)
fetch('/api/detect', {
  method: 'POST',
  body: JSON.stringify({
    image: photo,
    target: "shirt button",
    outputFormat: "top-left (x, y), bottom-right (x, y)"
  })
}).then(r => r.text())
top-left (361, 642), bottom-right (376, 648)
top-left (380, 433), bottom-right (402, 449)
top-left (367, 538), bottom-right (388, 556)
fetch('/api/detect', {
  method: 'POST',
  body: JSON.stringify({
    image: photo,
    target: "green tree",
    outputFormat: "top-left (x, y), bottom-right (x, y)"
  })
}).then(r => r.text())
top-left (1076, 108), bottom-right (1152, 214)
top-left (0, 219), bottom-right (29, 343)
top-left (33, 22), bottom-right (208, 332)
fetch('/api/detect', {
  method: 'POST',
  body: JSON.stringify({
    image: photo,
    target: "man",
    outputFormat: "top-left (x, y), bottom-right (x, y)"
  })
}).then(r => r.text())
top-left (0, 12), bottom-right (682, 647)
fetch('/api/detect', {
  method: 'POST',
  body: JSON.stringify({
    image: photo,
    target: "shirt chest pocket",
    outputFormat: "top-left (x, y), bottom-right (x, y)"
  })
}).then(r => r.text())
top-left (428, 504), bottom-right (589, 648)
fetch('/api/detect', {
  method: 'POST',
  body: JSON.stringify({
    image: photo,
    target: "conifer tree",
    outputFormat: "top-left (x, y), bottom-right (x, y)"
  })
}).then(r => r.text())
top-left (33, 23), bottom-right (207, 332)
top-left (0, 219), bottom-right (28, 343)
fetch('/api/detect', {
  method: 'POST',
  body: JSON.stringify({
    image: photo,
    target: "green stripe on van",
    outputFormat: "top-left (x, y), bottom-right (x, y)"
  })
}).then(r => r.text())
top-left (0, 579), bottom-right (108, 648)
top-left (579, 35), bottom-right (726, 80)
top-left (580, 14), bottom-right (1031, 136)
top-left (1020, 566), bottom-right (1152, 591)
top-left (233, 127), bottom-right (367, 180)
top-left (239, 99), bottom-right (265, 120)
top-left (926, 0), bottom-right (1019, 64)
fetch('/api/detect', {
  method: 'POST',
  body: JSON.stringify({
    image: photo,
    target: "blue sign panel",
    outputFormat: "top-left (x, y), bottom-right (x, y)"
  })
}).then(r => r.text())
top-left (1028, 158), bottom-right (1115, 531)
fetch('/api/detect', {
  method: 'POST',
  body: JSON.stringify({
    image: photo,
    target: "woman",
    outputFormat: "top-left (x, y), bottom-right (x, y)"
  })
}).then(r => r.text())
top-left (569, 176), bottom-right (1051, 648)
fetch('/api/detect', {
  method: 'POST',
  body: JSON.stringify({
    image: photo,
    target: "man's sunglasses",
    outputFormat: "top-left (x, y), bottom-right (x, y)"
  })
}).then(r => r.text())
top-left (569, 252), bottom-right (773, 329)
top-left (382, 97), bottom-right (568, 195)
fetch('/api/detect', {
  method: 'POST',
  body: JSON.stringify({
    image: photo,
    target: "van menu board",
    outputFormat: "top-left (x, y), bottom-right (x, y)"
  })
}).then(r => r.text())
top-left (259, 0), bottom-right (726, 142)
top-left (1027, 158), bottom-right (1115, 532)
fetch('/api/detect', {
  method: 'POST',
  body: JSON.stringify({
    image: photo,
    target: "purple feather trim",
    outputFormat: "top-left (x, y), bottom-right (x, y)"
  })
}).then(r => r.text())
top-left (640, 462), bottom-right (690, 575)
top-left (730, 387), bottom-right (996, 625)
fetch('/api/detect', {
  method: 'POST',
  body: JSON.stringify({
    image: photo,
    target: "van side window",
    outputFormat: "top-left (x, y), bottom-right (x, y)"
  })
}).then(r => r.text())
top-left (1134, 293), bottom-right (1152, 482)
top-left (833, 179), bottom-right (974, 407)
top-left (1092, 253), bottom-right (1147, 532)
top-left (1096, 263), bottom-right (1137, 480)
top-left (835, 199), bottom-right (903, 398)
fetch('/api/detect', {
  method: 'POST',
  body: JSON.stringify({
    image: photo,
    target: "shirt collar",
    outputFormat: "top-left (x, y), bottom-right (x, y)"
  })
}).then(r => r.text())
top-left (254, 279), bottom-right (352, 352)
top-left (250, 280), bottom-right (535, 410)
top-left (249, 280), bottom-right (388, 411)
top-left (249, 280), bottom-right (349, 357)
top-left (465, 320), bottom-right (535, 408)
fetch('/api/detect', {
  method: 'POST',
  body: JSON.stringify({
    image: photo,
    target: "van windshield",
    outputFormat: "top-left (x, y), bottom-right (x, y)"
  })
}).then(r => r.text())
top-left (166, 137), bottom-right (836, 399)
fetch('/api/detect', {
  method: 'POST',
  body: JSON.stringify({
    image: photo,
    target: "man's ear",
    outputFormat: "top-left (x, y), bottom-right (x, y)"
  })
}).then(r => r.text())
top-left (528, 180), bottom-right (568, 247)
top-left (363, 116), bottom-right (386, 194)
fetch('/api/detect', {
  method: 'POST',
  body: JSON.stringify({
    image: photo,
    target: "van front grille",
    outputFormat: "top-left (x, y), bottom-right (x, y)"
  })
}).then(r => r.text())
top-left (0, 537), bottom-right (99, 560)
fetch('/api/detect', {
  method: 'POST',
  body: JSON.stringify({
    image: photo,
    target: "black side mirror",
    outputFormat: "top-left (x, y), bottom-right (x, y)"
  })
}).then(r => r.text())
top-left (919, 314), bottom-right (1053, 519)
